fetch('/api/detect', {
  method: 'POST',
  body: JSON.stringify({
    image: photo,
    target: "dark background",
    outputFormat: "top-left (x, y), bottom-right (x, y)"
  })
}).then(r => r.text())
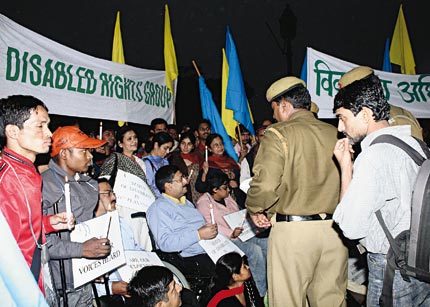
top-left (1, 0), bottom-right (429, 134)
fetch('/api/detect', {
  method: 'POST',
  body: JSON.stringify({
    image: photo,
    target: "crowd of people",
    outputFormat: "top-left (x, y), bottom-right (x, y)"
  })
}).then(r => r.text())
top-left (1, 65), bottom-right (430, 307)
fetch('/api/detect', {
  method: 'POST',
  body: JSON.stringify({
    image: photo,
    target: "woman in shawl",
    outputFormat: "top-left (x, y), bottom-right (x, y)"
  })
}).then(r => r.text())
top-left (195, 133), bottom-right (246, 208)
top-left (99, 125), bottom-right (155, 250)
top-left (168, 131), bottom-right (204, 204)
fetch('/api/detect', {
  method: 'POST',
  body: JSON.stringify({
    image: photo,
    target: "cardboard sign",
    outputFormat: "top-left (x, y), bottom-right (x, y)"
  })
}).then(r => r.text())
top-left (223, 209), bottom-right (257, 242)
top-left (199, 234), bottom-right (244, 263)
top-left (114, 169), bottom-right (155, 212)
top-left (70, 211), bottom-right (126, 288)
top-left (117, 251), bottom-right (164, 282)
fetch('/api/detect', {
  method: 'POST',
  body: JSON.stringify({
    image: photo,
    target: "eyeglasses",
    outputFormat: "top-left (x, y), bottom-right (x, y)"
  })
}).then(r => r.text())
top-left (99, 190), bottom-right (115, 197)
top-left (171, 175), bottom-right (187, 183)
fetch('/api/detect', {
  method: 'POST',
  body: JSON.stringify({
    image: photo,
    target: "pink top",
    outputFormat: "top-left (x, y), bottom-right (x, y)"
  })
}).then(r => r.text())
top-left (196, 193), bottom-right (240, 238)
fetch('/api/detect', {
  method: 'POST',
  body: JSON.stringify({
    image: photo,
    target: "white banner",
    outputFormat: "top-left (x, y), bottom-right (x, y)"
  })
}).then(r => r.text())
top-left (0, 14), bottom-right (175, 125)
top-left (70, 211), bottom-right (126, 288)
top-left (307, 47), bottom-right (430, 118)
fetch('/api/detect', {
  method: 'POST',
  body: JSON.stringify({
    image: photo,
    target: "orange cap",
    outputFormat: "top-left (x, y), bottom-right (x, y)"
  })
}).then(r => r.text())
top-left (50, 126), bottom-right (106, 157)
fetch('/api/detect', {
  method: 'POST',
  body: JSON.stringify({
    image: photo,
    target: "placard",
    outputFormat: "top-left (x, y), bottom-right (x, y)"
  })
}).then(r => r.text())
top-left (223, 209), bottom-right (257, 242)
top-left (70, 211), bottom-right (126, 288)
top-left (199, 234), bottom-right (244, 264)
top-left (114, 169), bottom-right (155, 212)
top-left (117, 251), bottom-right (164, 282)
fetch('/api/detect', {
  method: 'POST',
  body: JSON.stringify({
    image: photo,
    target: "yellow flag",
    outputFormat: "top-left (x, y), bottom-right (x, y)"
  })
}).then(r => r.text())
top-left (164, 4), bottom-right (178, 95)
top-left (390, 5), bottom-right (416, 74)
top-left (112, 11), bottom-right (125, 127)
top-left (221, 48), bottom-right (237, 139)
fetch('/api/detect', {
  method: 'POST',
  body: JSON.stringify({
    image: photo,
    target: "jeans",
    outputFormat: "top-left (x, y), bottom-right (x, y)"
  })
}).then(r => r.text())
top-left (233, 236), bottom-right (268, 297)
top-left (367, 253), bottom-right (430, 306)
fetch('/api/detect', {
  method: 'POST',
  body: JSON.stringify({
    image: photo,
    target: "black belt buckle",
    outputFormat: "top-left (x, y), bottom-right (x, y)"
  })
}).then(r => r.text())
top-left (276, 213), bottom-right (332, 222)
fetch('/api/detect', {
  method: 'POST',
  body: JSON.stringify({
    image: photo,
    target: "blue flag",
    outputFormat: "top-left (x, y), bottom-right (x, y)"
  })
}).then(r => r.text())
top-left (300, 50), bottom-right (308, 83)
top-left (199, 76), bottom-right (238, 162)
top-left (382, 38), bottom-right (392, 72)
top-left (225, 26), bottom-right (255, 136)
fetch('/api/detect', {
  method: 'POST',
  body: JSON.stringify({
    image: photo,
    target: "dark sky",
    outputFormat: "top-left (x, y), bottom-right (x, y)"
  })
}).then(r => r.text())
top-left (1, 0), bottom-right (429, 130)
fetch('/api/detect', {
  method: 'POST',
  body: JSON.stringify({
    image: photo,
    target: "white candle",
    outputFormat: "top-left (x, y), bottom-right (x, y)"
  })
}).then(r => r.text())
top-left (209, 203), bottom-right (215, 224)
top-left (205, 145), bottom-right (208, 162)
top-left (64, 176), bottom-right (72, 230)
top-left (188, 169), bottom-right (194, 179)
top-left (240, 213), bottom-right (246, 228)
top-left (99, 121), bottom-right (103, 140)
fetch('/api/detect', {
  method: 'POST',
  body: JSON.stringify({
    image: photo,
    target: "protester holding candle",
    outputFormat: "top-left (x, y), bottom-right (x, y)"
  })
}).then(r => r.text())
top-left (195, 133), bottom-right (246, 208)
top-left (42, 126), bottom-right (110, 306)
top-left (168, 131), bottom-right (203, 204)
top-left (196, 172), bottom-right (268, 298)
top-left (0, 95), bottom-right (74, 295)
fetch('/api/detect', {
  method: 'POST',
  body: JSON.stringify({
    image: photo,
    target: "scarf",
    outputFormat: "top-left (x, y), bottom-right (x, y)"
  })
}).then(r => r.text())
top-left (208, 154), bottom-right (240, 171)
top-left (181, 151), bottom-right (203, 166)
top-left (207, 284), bottom-right (245, 307)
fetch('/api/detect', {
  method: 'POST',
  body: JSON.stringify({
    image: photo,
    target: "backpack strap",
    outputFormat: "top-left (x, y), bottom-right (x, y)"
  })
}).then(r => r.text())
top-left (370, 134), bottom-right (428, 166)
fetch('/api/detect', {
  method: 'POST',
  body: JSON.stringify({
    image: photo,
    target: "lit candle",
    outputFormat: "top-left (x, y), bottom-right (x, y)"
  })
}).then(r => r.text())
top-left (205, 145), bottom-right (208, 162)
top-left (209, 203), bottom-right (215, 224)
top-left (64, 176), bottom-right (72, 230)
top-left (99, 121), bottom-right (103, 140)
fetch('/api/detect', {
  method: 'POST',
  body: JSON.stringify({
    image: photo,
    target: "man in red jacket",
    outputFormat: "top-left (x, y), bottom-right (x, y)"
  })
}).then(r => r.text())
top-left (0, 95), bottom-right (72, 292)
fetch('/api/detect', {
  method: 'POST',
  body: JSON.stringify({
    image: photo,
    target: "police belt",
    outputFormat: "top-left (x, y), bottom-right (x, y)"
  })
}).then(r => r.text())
top-left (276, 213), bottom-right (333, 222)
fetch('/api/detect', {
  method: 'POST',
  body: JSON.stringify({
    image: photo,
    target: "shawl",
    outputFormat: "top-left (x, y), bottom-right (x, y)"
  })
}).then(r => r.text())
top-left (207, 284), bottom-right (245, 307)
top-left (209, 154), bottom-right (240, 171)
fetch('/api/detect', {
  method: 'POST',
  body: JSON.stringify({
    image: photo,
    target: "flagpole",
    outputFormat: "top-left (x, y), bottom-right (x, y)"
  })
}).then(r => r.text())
top-left (192, 60), bottom-right (201, 77)
top-left (237, 122), bottom-right (243, 150)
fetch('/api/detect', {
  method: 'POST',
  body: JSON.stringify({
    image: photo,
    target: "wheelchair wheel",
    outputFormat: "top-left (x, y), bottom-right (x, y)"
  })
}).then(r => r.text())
top-left (162, 260), bottom-right (191, 289)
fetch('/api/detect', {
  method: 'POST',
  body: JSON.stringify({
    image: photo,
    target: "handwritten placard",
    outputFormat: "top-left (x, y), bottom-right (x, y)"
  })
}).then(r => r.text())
top-left (223, 209), bottom-right (257, 242)
top-left (113, 169), bottom-right (155, 212)
top-left (70, 211), bottom-right (126, 288)
top-left (199, 234), bottom-right (244, 264)
top-left (117, 251), bottom-right (164, 282)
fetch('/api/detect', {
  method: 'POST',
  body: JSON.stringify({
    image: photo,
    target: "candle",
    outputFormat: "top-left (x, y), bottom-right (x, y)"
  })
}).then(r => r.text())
top-left (188, 169), bottom-right (194, 179)
top-left (240, 212), bottom-right (247, 228)
top-left (205, 145), bottom-right (208, 162)
top-left (64, 176), bottom-right (72, 230)
top-left (209, 203), bottom-right (215, 224)
top-left (99, 121), bottom-right (103, 140)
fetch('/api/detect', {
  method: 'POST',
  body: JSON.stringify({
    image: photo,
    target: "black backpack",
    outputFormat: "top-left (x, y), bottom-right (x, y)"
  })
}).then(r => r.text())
top-left (371, 134), bottom-right (430, 306)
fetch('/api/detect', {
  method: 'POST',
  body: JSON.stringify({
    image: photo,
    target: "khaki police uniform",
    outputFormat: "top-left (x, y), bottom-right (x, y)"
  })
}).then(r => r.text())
top-left (246, 77), bottom-right (347, 307)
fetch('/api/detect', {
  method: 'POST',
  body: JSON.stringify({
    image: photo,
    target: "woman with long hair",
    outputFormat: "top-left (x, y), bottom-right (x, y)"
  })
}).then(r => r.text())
top-left (99, 125), bottom-right (155, 250)
top-left (195, 133), bottom-right (246, 208)
top-left (208, 252), bottom-right (264, 307)
top-left (168, 131), bottom-right (203, 204)
top-left (142, 132), bottom-right (173, 197)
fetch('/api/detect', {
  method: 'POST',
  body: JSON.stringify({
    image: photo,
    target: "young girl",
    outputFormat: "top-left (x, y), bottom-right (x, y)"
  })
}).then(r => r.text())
top-left (208, 252), bottom-right (264, 307)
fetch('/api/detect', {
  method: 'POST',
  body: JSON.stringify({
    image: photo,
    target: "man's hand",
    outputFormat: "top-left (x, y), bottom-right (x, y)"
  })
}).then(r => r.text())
top-left (112, 281), bottom-right (130, 297)
top-left (249, 213), bottom-right (271, 229)
top-left (49, 212), bottom-right (75, 230)
top-left (333, 138), bottom-right (354, 172)
top-left (198, 223), bottom-right (218, 240)
top-left (82, 237), bottom-right (111, 258)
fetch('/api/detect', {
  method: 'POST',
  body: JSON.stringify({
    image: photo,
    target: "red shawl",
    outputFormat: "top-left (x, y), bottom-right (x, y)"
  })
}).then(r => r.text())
top-left (181, 151), bottom-right (203, 166)
top-left (207, 284), bottom-right (245, 307)
top-left (208, 154), bottom-right (240, 171)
